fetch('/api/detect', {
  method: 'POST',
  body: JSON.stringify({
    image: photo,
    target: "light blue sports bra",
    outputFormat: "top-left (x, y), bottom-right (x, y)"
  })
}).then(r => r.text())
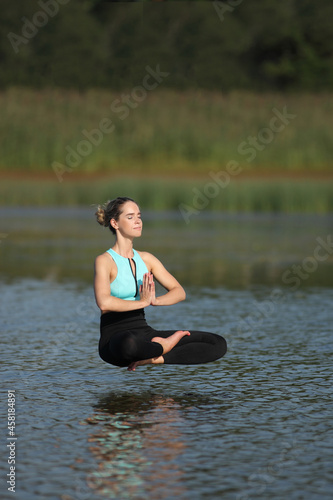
top-left (107, 248), bottom-right (149, 301)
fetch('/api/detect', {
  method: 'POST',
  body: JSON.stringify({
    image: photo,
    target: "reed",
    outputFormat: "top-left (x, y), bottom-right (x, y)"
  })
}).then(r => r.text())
top-left (1, 88), bottom-right (333, 175)
top-left (0, 176), bottom-right (332, 214)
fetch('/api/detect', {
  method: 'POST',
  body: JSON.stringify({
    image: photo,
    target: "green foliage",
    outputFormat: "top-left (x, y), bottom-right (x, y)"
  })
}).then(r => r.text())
top-left (1, 88), bottom-right (332, 174)
top-left (0, 176), bottom-right (332, 214)
top-left (1, 0), bottom-right (333, 91)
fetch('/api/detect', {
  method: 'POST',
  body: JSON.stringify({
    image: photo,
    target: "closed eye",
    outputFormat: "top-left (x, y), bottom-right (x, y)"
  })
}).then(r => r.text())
top-left (125, 212), bottom-right (141, 219)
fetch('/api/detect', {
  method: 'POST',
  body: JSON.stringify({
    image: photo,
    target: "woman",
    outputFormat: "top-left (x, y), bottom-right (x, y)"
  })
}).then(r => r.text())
top-left (94, 197), bottom-right (227, 371)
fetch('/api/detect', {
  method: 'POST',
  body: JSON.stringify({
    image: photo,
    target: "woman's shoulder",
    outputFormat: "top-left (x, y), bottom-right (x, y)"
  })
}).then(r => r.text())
top-left (136, 250), bottom-right (155, 267)
top-left (95, 251), bottom-right (115, 268)
top-left (136, 250), bottom-right (154, 260)
top-left (136, 250), bottom-right (163, 268)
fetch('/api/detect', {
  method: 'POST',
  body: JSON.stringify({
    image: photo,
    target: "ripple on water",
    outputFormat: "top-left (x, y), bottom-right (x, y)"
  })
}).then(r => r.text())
top-left (1, 280), bottom-right (333, 500)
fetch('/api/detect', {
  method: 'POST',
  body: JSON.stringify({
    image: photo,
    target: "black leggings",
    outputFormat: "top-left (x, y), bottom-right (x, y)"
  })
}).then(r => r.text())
top-left (99, 309), bottom-right (227, 368)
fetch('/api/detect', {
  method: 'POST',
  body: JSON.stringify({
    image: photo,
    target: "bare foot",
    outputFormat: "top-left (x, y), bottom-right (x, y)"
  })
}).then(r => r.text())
top-left (152, 330), bottom-right (191, 355)
top-left (127, 330), bottom-right (190, 371)
top-left (127, 355), bottom-right (164, 371)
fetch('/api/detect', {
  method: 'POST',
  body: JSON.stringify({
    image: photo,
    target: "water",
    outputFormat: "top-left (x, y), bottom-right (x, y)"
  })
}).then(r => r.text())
top-left (1, 208), bottom-right (333, 500)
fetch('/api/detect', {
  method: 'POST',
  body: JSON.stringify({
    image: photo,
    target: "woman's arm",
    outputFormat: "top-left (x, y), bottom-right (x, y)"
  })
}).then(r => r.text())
top-left (94, 254), bottom-right (150, 313)
top-left (140, 252), bottom-right (186, 306)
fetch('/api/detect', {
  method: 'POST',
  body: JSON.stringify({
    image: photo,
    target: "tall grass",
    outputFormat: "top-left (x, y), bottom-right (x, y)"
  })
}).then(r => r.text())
top-left (0, 177), bottom-right (332, 213)
top-left (1, 88), bottom-right (333, 175)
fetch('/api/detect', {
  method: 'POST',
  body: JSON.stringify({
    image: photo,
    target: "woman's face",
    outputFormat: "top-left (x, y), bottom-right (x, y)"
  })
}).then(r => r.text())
top-left (111, 201), bottom-right (142, 238)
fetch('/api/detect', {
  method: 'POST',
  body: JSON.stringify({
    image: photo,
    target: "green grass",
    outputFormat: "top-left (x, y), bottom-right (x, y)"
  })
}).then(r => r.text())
top-left (0, 176), bottom-right (332, 213)
top-left (1, 88), bottom-right (333, 175)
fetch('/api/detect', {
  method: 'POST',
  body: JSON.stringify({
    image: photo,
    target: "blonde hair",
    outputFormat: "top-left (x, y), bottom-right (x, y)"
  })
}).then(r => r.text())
top-left (95, 197), bottom-right (135, 235)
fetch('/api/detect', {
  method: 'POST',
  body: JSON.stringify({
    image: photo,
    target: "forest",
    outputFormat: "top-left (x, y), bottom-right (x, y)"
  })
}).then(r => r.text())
top-left (1, 0), bottom-right (333, 91)
top-left (1, 0), bottom-right (332, 212)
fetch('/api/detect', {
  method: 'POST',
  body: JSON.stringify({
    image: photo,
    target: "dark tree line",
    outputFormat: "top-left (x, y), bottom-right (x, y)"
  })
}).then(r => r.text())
top-left (1, 0), bottom-right (332, 91)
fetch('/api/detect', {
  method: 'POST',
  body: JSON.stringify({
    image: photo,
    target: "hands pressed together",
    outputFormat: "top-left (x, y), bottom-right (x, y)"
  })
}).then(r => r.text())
top-left (139, 272), bottom-right (158, 306)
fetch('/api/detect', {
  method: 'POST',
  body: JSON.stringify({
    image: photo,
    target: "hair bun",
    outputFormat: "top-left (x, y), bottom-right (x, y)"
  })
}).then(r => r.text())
top-left (95, 205), bottom-right (108, 227)
top-left (95, 197), bottom-right (136, 234)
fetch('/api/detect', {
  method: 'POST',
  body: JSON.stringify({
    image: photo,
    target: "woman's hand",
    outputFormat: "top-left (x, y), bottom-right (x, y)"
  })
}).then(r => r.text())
top-left (139, 252), bottom-right (186, 306)
top-left (139, 272), bottom-right (158, 306)
top-left (149, 273), bottom-right (159, 306)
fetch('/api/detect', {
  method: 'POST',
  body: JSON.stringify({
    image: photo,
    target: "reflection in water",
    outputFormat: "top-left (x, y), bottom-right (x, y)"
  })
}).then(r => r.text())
top-left (2, 274), bottom-right (332, 499)
top-left (83, 392), bottom-right (191, 499)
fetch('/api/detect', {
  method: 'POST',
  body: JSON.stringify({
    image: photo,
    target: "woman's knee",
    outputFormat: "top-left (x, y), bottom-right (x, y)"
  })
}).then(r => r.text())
top-left (217, 334), bottom-right (227, 357)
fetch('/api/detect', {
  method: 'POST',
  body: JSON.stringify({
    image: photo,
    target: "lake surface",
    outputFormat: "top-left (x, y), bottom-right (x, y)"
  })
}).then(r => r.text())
top-left (1, 208), bottom-right (333, 500)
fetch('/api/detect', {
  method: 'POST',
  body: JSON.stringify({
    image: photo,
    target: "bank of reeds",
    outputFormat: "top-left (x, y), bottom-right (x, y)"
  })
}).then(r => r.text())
top-left (1, 177), bottom-right (332, 214)
top-left (1, 88), bottom-right (333, 175)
